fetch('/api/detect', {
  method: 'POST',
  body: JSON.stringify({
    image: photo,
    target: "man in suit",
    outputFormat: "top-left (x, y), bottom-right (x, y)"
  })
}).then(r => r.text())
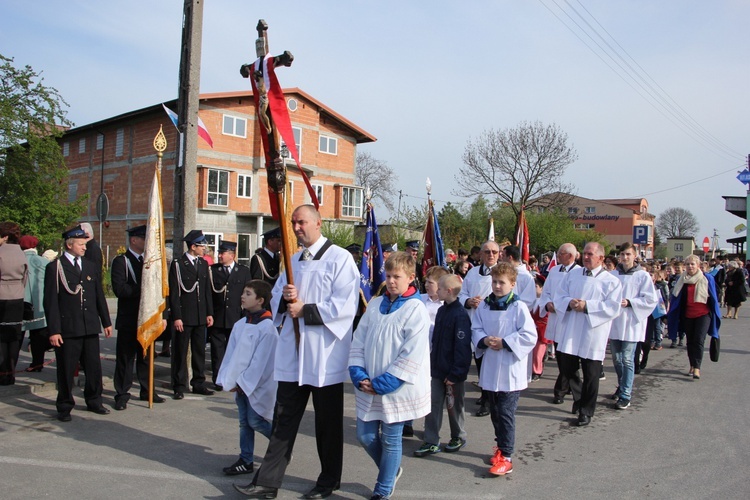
top-left (250, 227), bottom-right (281, 286)
top-left (169, 229), bottom-right (214, 399)
top-left (44, 225), bottom-right (112, 422)
top-left (111, 225), bottom-right (166, 410)
top-left (209, 240), bottom-right (251, 390)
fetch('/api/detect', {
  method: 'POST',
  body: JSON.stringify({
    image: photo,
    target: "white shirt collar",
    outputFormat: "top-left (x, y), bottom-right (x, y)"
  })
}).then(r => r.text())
top-left (128, 248), bottom-right (143, 260)
top-left (64, 252), bottom-right (79, 266)
top-left (303, 236), bottom-right (327, 258)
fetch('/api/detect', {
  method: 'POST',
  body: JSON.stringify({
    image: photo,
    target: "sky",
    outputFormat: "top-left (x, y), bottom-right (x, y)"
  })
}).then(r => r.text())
top-left (2, 0), bottom-right (749, 251)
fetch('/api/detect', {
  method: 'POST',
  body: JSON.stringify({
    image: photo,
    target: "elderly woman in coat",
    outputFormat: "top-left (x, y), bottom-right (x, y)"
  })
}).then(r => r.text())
top-left (722, 260), bottom-right (746, 319)
top-left (0, 222), bottom-right (28, 385)
top-left (667, 255), bottom-right (721, 380)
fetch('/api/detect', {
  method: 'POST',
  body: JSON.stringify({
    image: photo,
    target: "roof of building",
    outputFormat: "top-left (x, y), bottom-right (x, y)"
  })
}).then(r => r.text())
top-left (62, 88), bottom-right (376, 144)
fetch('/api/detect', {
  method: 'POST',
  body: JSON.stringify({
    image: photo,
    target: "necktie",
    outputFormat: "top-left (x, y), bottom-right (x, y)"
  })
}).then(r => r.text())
top-left (561, 265), bottom-right (567, 273)
top-left (225, 265), bottom-right (231, 274)
top-left (74, 256), bottom-right (80, 271)
top-left (301, 248), bottom-right (312, 261)
top-left (585, 269), bottom-right (593, 277)
top-left (139, 255), bottom-right (144, 264)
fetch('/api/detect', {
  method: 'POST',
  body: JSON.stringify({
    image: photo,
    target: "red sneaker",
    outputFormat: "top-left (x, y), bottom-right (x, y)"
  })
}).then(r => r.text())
top-left (489, 456), bottom-right (513, 476)
top-left (489, 447), bottom-right (503, 466)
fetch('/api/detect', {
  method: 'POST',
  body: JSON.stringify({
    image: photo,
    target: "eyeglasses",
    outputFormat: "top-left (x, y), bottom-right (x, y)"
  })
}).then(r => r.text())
top-left (483, 250), bottom-right (500, 255)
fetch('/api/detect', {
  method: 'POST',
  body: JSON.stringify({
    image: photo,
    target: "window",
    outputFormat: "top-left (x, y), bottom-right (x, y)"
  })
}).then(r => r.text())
top-left (203, 232), bottom-right (223, 258)
top-left (78, 138), bottom-right (86, 154)
top-left (568, 207), bottom-right (578, 215)
top-left (237, 174), bottom-right (252, 198)
top-left (342, 186), bottom-right (362, 218)
top-left (287, 98), bottom-right (298, 112)
top-left (222, 115), bottom-right (247, 138)
top-left (237, 234), bottom-right (252, 266)
top-left (281, 126), bottom-right (302, 161)
top-left (207, 169), bottom-right (229, 206)
top-left (319, 135), bottom-right (337, 155)
top-left (62, 142), bottom-right (69, 157)
top-left (68, 182), bottom-right (77, 202)
top-left (96, 134), bottom-right (104, 150)
top-left (674, 243), bottom-right (684, 251)
top-left (115, 128), bottom-right (124, 157)
top-left (585, 206), bottom-right (596, 214)
top-left (312, 183), bottom-right (324, 205)
top-left (574, 223), bottom-right (595, 230)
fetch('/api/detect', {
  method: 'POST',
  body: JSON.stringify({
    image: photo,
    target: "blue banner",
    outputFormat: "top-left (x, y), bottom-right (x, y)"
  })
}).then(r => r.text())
top-left (359, 204), bottom-right (386, 302)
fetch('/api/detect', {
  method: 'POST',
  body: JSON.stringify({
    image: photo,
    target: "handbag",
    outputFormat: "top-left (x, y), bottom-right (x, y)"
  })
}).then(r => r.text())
top-left (709, 336), bottom-right (720, 362)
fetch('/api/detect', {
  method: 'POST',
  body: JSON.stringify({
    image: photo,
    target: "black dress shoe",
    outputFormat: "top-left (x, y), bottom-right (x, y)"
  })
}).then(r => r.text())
top-left (552, 396), bottom-right (564, 405)
top-left (303, 483), bottom-right (340, 499)
top-left (57, 413), bottom-right (72, 422)
top-left (140, 394), bottom-right (166, 403)
top-left (87, 406), bottom-right (111, 415)
top-left (173, 391), bottom-right (184, 400)
top-left (114, 400), bottom-right (127, 411)
top-left (192, 386), bottom-right (214, 396)
top-left (577, 414), bottom-right (591, 427)
top-left (233, 483), bottom-right (278, 498)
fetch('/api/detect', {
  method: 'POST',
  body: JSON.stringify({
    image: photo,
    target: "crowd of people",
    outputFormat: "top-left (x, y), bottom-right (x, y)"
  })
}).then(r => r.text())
top-left (1, 211), bottom-right (742, 499)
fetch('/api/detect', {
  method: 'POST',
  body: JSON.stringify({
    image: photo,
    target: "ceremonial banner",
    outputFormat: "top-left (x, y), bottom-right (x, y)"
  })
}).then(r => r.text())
top-left (137, 163), bottom-right (169, 355)
top-left (422, 200), bottom-right (446, 276)
top-left (515, 208), bottom-right (530, 263)
top-left (359, 203), bottom-right (385, 302)
top-left (488, 215), bottom-right (495, 242)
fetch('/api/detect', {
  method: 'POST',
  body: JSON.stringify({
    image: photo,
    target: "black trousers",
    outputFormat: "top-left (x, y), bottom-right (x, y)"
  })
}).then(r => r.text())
top-left (557, 352), bottom-right (601, 417)
top-left (113, 327), bottom-right (151, 402)
top-left (685, 314), bottom-right (710, 369)
top-left (474, 353), bottom-right (489, 405)
top-left (254, 382), bottom-right (344, 489)
top-left (55, 334), bottom-right (103, 414)
top-left (28, 327), bottom-right (51, 370)
top-left (171, 324), bottom-right (207, 392)
top-left (553, 342), bottom-right (579, 400)
top-left (208, 326), bottom-right (231, 385)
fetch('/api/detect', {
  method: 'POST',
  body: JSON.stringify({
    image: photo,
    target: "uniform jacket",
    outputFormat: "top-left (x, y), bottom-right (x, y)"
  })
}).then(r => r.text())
top-left (210, 262), bottom-right (252, 329)
top-left (111, 251), bottom-right (143, 332)
top-left (169, 253), bottom-right (213, 326)
top-left (43, 255), bottom-right (111, 338)
top-left (430, 299), bottom-right (472, 383)
top-left (249, 249), bottom-right (280, 285)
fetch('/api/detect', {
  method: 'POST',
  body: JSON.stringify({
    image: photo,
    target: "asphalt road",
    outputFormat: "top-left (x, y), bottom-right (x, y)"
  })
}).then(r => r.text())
top-left (1, 302), bottom-right (748, 499)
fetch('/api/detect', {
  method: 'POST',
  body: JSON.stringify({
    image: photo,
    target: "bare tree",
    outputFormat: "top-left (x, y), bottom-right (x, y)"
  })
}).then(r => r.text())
top-left (454, 121), bottom-right (577, 217)
top-left (657, 207), bottom-right (699, 238)
top-left (355, 151), bottom-right (398, 212)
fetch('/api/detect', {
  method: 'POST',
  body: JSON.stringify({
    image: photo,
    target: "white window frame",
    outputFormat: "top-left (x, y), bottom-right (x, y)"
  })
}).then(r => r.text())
top-left (115, 128), bottom-right (124, 157)
top-left (96, 134), bottom-right (104, 150)
top-left (341, 186), bottom-right (363, 218)
top-left (237, 173), bottom-right (252, 199)
top-left (78, 138), bottom-right (86, 154)
top-left (585, 206), bottom-right (596, 214)
top-left (319, 135), bottom-right (338, 155)
top-left (674, 243), bottom-right (684, 251)
top-left (312, 183), bottom-right (324, 205)
top-left (203, 232), bottom-right (223, 258)
top-left (62, 142), bottom-right (69, 157)
top-left (207, 169), bottom-right (229, 207)
top-left (222, 114), bottom-right (247, 138)
top-left (568, 207), bottom-right (578, 215)
top-left (281, 126), bottom-right (302, 162)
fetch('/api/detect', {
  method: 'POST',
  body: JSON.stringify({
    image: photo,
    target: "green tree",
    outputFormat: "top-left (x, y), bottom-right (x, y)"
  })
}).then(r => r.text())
top-left (0, 54), bottom-right (85, 248)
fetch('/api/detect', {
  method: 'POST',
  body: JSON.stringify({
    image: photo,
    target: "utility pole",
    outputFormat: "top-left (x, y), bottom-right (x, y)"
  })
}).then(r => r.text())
top-left (172, 0), bottom-right (204, 245)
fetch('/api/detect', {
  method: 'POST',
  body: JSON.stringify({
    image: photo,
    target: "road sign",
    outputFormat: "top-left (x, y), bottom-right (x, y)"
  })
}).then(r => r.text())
top-left (702, 236), bottom-right (710, 253)
top-left (737, 169), bottom-right (750, 185)
top-left (633, 225), bottom-right (649, 244)
top-left (96, 193), bottom-right (109, 223)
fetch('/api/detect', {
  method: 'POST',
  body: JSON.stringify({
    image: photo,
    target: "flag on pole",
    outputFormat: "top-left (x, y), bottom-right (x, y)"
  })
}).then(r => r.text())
top-left (137, 163), bottom-right (169, 355)
top-left (488, 214), bottom-right (495, 242)
top-left (359, 203), bottom-right (386, 302)
top-left (162, 103), bottom-right (214, 148)
top-left (548, 251), bottom-right (557, 270)
top-left (515, 208), bottom-right (530, 263)
top-left (422, 200), bottom-right (446, 276)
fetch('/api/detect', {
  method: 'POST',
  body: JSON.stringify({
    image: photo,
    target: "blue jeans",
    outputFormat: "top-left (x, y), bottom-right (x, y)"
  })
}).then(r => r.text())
top-left (236, 392), bottom-right (272, 463)
top-left (610, 340), bottom-right (637, 401)
top-left (488, 390), bottom-right (520, 458)
top-left (356, 418), bottom-right (404, 497)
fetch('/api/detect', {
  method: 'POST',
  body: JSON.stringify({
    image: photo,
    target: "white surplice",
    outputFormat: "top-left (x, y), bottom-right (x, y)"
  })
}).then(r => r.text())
top-left (514, 263), bottom-right (537, 308)
top-left (539, 263), bottom-right (580, 343)
top-left (270, 237), bottom-right (360, 387)
top-left (471, 299), bottom-right (537, 392)
top-left (553, 266), bottom-right (623, 361)
top-left (457, 265), bottom-right (493, 321)
top-left (608, 267), bottom-right (658, 342)
top-left (349, 297), bottom-right (431, 424)
top-left (215, 317), bottom-right (278, 421)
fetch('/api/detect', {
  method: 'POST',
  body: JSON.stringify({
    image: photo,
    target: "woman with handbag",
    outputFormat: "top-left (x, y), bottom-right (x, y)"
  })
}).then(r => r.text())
top-left (723, 261), bottom-right (746, 319)
top-left (667, 255), bottom-right (721, 380)
top-left (0, 222), bottom-right (28, 385)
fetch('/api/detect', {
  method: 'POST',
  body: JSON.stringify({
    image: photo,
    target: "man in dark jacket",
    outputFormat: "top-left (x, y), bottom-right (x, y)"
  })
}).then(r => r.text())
top-left (414, 274), bottom-right (472, 457)
top-left (111, 225), bottom-right (166, 410)
top-left (44, 225), bottom-right (112, 422)
top-left (250, 227), bottom-right (281, 286)
top-left (209, 240), bottom-right (251, 389)
top-left (169, 229), bottom-right (214, 399)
